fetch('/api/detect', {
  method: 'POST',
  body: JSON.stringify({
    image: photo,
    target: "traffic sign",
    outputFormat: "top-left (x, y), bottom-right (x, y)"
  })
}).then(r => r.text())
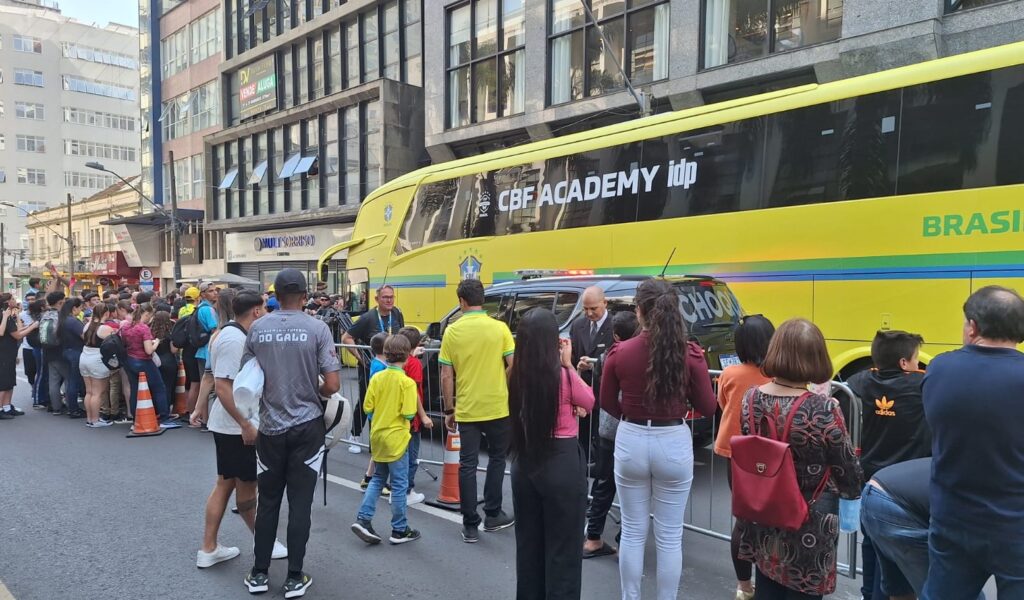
top-left (139, 280), bottom-right (154, 292)
top-left (140, 268), bottom-right (153, 281)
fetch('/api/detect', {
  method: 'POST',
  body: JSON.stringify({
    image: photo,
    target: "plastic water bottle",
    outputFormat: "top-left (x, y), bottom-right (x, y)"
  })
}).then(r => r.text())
top-left (839, 498), bottom-right (861, 533)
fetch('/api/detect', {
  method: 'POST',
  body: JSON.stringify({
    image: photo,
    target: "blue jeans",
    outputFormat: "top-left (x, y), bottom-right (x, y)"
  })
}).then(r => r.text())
top-left (62, 348), bottom-right (84, 413)
top-left (32, 347), bottom-right (47, 406)
top-left (124, 356), bottom-right (169, 420)
top-left (860, 485), bottom-right (919, 597)
top-left (408, 434), bottom-right (420, 491)
top-left (358, 449), bottom-right (410, 532)
top-left (923, 518), bottom-right (1015, 600)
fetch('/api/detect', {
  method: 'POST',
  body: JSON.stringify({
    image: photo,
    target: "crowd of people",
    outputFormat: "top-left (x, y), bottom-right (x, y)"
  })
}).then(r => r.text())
top-left (2, 271), bottom-right (1022, 600)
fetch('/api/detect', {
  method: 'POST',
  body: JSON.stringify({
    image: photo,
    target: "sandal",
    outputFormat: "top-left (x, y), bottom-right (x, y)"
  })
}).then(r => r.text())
top-left (582, 542), bottom-right (617, 559)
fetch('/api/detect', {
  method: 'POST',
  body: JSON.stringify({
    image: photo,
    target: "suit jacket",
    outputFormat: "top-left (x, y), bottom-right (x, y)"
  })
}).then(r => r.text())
top-left (570, 313), bottom-right (615, 387)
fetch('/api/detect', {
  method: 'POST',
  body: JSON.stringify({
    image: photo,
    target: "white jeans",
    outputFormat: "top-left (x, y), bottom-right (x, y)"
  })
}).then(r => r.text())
top-left (614, 421), bottom-right (694, 600)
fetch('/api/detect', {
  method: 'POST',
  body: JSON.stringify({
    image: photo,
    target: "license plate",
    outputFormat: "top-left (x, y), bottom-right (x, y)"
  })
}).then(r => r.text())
top-left (719, 353), bottom-right (741, 368)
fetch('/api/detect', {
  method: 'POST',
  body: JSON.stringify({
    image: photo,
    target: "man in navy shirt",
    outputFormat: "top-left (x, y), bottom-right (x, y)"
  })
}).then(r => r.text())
top-left (922, 285), bottom-right (1024, 600)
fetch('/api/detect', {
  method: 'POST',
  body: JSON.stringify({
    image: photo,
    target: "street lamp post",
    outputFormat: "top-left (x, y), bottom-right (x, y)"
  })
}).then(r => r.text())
top-left (85, 161), bottom-right (182, 284)
top-left (1, 200), bottom-right (75, 290)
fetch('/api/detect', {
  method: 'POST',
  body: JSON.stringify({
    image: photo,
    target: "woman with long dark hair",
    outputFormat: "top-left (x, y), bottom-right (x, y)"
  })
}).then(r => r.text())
top-left (120, 303), bottom-right (172, 425)
top-left (26, 299), bottom-right (48, 408)
top-left (509, 308), bottom-right (594, 600)
top-left (714, 315), bottom-right (775, 600)
top-left (149, 310), bottom-right (178, 411)
top-left (0, 293), bottom-right (38, 417)
top-left (601, 279), bottom-right (718, 599)
top-left (57, 297), bottom-right (86, 418)
top-left (80, 303), bottom-right (116, 427)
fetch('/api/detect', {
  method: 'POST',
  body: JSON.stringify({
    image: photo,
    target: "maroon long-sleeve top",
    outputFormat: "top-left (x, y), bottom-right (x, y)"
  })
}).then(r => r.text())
top-left (600, 333), bottom-right (717, 421)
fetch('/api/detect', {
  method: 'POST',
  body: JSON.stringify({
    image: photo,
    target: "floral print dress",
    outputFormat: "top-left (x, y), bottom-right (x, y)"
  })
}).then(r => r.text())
top-left (736, 389), bottom-right (863, 596)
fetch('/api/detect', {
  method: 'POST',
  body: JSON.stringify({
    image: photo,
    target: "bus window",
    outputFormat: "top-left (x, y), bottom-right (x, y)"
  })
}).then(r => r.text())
top-left (509, 292), bottom-right (556, 332)
top-left (343, 268), bottom-right (369, 313)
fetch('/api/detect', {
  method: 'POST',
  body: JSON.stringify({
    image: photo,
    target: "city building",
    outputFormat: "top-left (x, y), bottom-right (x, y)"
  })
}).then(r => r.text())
top-left (22, 177), bottom-right (149, 294)
top-left (423, 0), bottom-right (1024, 159)
top-left (136, 0), bottom-right (225, 292)
top-left (0, 0), bottom-right (141, 270)
top-left (204, 0), bottom-right (424, 289)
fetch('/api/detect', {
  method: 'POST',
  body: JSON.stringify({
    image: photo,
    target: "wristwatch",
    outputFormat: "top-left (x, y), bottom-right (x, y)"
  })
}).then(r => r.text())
top-left (443, 408), bottom-right (455, 416)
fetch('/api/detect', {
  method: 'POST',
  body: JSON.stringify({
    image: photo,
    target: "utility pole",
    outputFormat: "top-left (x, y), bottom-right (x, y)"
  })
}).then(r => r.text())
top-left (67, 193), bottom-right (74, 294)
top-left (168, 150), bottom-right (182, 284)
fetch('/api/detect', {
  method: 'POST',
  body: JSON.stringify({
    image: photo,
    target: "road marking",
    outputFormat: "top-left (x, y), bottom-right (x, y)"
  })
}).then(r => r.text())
top-left (0, 578), bottom-right (16, 600)
top-left (324, 473), bottom-right (463, 524)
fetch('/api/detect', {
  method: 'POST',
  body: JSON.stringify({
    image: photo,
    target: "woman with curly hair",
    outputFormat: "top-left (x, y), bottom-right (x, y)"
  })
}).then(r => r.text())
top-left (600, 278), bottom-right (717, 599)
top-left (149, 310), bottom-right (178, 411)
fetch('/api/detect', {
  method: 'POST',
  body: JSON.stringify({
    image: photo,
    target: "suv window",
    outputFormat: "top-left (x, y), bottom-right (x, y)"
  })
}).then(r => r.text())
top-left (675, 282), bottom-right (742, 330)
top-left (509, 292), bottom-right (556, 332)
top-left (553, 292), bottom-right (579, 327)
top-left (443, 293), bottom-right (509, 330)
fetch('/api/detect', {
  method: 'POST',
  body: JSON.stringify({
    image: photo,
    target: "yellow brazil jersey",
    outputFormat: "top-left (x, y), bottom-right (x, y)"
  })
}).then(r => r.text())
top-left (364, 366), bottom-right (417, 463)
top-left (438, 310), bottom-right (515, 423)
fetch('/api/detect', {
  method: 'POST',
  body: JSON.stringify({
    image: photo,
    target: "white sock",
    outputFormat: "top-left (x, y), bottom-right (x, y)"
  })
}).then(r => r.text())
top-left (2, 405), bottom-right (11, 412)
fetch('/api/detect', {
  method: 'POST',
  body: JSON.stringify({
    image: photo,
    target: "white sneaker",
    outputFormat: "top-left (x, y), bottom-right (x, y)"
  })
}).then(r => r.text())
top-left (197, 544), bottom-right (240, 568)
top-left (347, 437), bottom-right (362, 454)
top-left (92, 419), bottom-right (112, 428)
top-left (272, 539), bottom-right (288, 560)
top-left (407, 491), bottom-right (426, 505)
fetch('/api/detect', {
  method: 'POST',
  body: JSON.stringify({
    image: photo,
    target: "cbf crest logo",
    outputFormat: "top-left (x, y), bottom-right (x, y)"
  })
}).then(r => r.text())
top-left (460, 255), bottom-right (482, 281)
top-left (383, 203), bottom-right (394, 224)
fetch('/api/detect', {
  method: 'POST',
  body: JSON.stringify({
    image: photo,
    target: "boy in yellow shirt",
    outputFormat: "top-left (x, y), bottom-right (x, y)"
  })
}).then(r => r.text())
top-left (350, 335), bottom-right (420, 545)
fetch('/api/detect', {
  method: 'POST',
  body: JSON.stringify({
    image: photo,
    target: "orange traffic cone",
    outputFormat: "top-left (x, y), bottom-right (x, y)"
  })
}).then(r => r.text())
top-left (173, 358), bottom-right (187, 416)
top-left (435, 430), bottom-right (461, 508)
top-left (126, 372), bottom-right (166, 438)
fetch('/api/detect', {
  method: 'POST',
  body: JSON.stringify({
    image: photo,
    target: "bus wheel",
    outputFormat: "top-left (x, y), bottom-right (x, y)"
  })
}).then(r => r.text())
top-left (837, 357), bottom-right (874, 383)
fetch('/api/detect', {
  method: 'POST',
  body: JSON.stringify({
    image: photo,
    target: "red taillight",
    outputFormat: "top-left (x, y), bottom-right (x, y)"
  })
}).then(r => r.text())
top-left (699, 281), bottom-right (714, 287)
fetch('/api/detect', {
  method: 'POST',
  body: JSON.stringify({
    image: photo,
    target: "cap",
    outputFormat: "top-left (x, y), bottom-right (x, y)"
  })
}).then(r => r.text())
top-left (178, 283), bottom-right (190, 294)
top-left (267, 284), bottom-right (275, 294)
top-left (266, 296), bottom-right (280, 311)
top-left (198, 281), bottom-right (217, 293)
top-left (184, 287), bottom-right (200, 300)
top-left (274, 268), bottom-right (307, 295)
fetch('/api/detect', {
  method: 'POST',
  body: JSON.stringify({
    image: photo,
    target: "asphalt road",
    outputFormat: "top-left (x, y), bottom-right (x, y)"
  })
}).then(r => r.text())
top-left (0, 366), bottom-right (875, 600)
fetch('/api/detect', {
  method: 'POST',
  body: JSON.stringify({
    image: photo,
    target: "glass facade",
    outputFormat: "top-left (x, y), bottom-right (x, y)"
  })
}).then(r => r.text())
top-left (702, 0), bottom-right (842, 69)
top-left (211, 100), bottom-right (382, 220)
top-left (549, 0), bottom-right (669, 104)
top-left (446, 0), bottom-right (526, 128)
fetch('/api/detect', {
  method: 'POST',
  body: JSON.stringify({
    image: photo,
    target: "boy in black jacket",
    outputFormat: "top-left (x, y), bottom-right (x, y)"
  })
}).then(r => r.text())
top-left (848, 330), bottom-right (931, 600)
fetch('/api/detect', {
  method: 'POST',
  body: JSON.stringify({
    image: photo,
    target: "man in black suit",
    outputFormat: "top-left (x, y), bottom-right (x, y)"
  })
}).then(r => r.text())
top-left (569, 286), bottom-right (618, 559)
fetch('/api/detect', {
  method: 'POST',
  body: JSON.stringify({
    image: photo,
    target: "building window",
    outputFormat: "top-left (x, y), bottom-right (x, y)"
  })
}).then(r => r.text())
top-left (404, 0), bottom-right (423, 86)
top-left (191, 153), bottom-right (205, 200)
top-left (17, 168), bottom-right (46, 186)
top-left (63, 107), bottom-right (137, 131)
top-left (342, 105), bottom-right (360, 204)
top-left (190, 10), bottom-right (222, 64)
top-left (345, 21), bottom-right (360, 88)
top-left (946, 0), bottom-right (1004, 12)
top-left (0, 135), bottom-right (4, 151)
top-left (362, 9), bottom-right (380, 82)
top-left (162, 93), bottom-right (191, 140)
top-left (161, 27), bottom-right (190, 78)
top-left (447, 0), bottom-right (526, 128)
top-left (64, 139), bottom-right (137, 162)
top-left (312, 36), bottom-right (325, 99)
top-left (13, 35), bottom-right (42, 54)
top-left (549, 0), bottom-right (668, 104)
top-left (383, 1), bottom-right (401, 80)
top-left (192, 80), bottom-right (220, 132)
top-left (16, 135), bottom-right (46, 153)
top-left (65, 171), bottom-right (116, 190)
top-left (702, 0), bottom-right (842, 69)
top-left (16, 102), bottom-right (44, 120)
top-left (62, 76), bottom-right (136, 100)
top-left (14, 69), bottom-right (44, 87)
top-left (62, 42), bottom-right (138, 69)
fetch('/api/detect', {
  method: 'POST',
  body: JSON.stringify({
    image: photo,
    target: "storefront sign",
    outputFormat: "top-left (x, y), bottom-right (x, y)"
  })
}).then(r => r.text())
top-left (225, 225), bottom-right (352, 263)
top-left (179, 233), bottom-right (203, 265)
top-left (90, 251), bottom-right (137, 277)
top-left (238, 55), bottom-right (277, 120)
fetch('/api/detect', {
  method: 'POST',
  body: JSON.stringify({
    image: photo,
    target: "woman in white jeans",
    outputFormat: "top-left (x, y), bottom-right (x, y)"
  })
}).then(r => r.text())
top-left (79, 303), bottom-right (116, 427)
top-left (600, 279), bottom-right (718, 600)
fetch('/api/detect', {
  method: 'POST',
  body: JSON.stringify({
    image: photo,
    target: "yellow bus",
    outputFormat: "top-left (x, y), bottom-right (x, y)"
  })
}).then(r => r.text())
top-left (320, 41), bottom-right (1024, 379)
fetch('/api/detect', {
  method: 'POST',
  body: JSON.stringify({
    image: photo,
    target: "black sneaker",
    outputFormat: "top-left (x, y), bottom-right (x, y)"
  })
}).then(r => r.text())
top-left (351, 519), bottom-right (382, 544)
top-left (50, 409), bottom-right (65, 416)
top-left (7, 406), bottom-right (24, 416)
top-left (483, 511), bottom-right (515, 532)
top-left (282, 573), bottom-right (312, 599)
top-left (462, 525), bottom-right (480, 543)
top-left (244, 570), bottom-right (269, 594)
top-left (68, 411), bottom-right (86, 419)
top-left (0, 412), bottom-right (13, 420)
top-left (389, 528), bottom-right (421, 545)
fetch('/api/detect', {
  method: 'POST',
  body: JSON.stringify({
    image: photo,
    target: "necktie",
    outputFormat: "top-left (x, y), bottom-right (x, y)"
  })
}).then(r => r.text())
top-left (590, 320), bottom-right (598, 343)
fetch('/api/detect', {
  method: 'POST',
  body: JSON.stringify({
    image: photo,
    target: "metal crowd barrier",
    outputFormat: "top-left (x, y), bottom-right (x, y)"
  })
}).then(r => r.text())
top-left (333, 342), bottom-right (864, 579)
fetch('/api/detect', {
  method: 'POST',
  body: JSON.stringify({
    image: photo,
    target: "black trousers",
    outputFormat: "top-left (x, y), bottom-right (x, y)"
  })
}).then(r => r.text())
top-left (22, 348), bottom-right (37, 389)
top-left (352, 364), bottom-right (369, 437)
top-left (585, 436), bottom-right (617, 541)
top-left (459, 417), bottom-right (510, 527)
top-left (512, 438), bottom-right (587, 600)
top-left (254, 418), bottom-right (325, 573)
top-left (754, 569), bottom-right (822, 600)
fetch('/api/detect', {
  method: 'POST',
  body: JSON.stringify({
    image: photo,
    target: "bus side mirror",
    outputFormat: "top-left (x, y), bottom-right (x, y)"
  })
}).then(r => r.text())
top-left (427, 322), bottom-right (441, 340)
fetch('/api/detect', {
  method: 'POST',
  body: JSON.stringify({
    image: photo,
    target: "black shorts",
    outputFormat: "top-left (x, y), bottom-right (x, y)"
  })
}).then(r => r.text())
top-left (213, 433), bottom-right (257, 482)
top-left (183, 346), bottom-right (200, 384)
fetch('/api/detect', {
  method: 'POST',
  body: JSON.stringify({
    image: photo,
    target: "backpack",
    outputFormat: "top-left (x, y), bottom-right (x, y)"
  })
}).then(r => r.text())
top-left (187, 305), bottom-right (212, 349)
top-left (729, 391), bottom-right (831, 531)
top-left (38, 311), bottom-right (60, 348)
top-left (170, 315), bottom-right (192, 349)
top-left (100, 332), bottom-right (127, 370)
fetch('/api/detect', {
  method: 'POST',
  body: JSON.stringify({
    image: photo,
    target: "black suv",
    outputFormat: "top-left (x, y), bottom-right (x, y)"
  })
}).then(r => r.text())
top-left (422, 274), bottom-right (745, 448)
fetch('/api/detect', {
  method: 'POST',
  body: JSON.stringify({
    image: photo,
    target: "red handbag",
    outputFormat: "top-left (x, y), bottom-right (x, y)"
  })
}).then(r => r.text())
top-left (730, 391), bottom-right (831, 531)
